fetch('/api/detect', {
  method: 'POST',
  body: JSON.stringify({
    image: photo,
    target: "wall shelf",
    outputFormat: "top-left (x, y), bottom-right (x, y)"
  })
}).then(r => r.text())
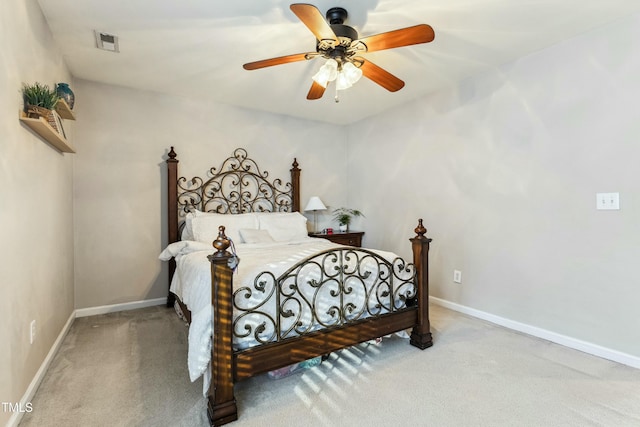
top-left (55, 99), bottom-right (76, 120)
top-left (19, 111), bottom-right (75, 153)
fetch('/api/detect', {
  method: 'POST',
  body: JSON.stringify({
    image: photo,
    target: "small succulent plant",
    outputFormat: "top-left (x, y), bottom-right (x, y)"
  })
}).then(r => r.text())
top-left (22, 82), bottom-right (59, 110)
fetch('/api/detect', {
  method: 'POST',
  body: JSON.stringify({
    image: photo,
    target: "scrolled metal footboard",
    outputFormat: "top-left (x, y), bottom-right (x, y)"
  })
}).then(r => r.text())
top-left (232, 247), bottom-right (417, 346)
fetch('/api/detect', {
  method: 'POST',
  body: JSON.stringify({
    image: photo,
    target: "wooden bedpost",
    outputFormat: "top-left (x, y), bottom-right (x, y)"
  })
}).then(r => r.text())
top-left (409, 219), bottom-right (433, 349)
top-left (291, 158), bottom-right (301, 212)
top-left (207, 226), bottom-right (238, 426)
top-left (166, 147), bottom-right (179, 307)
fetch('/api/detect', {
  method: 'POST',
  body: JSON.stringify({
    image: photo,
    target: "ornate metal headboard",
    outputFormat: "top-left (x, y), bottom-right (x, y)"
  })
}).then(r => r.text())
top-left (165, 147), bottom-right (301, 305)
top-left (167, 146), bottom-right (301, 244)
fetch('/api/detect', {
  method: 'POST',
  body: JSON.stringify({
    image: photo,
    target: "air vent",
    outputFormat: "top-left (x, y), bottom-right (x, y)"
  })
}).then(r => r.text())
top-left (95, 31), bottom-right (119, 52)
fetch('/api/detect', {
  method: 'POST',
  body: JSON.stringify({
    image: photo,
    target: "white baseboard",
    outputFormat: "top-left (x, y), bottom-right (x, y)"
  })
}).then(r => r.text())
top-left (75, 297), bottom-right (167, 318)
top-left (7, 311), bottom-right (76, 427)
top-left (430, 296), bottom-right (640, 369)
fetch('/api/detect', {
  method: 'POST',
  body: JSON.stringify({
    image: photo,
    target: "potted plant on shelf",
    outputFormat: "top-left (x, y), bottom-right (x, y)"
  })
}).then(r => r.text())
top-left (332, 207), bottom-right (364, 232)
top-left (22, 82), bottom-right (61, 132)
top-left (22, 82), bottom-right (59, 116)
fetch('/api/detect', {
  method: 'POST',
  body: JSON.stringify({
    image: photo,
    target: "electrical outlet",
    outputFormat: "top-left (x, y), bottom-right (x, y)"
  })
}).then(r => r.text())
top-left (453, 270), bottom-right (462, 284)
top-left (30, 320), bottom-right (36, 344)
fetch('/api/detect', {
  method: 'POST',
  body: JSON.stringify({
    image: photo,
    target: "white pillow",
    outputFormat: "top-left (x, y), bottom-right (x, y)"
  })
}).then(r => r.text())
top-left (180, 210), bottom-right (221, 241)
top-left (258, 212), bottom-right (308, 242)
top-left (191, 212), bottom-right (258, 244)
top-left (181, 212), bottom-right (196, 241)
top-left (238, 228), bottom-right (275, 244)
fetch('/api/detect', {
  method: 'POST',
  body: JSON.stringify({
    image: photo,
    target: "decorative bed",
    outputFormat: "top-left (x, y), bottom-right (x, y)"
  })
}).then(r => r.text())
top-left (161, 147), bottom-right (433, 426)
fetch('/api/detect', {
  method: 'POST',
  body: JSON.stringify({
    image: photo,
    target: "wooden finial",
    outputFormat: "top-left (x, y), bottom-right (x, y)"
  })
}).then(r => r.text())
top-left (168, 146), bottom-right (177, 160)
top-left (291, 158), bottom-right (299, 171)
top-left (212, 226), bottom-right (231, 255)
top-left (414, 218), bottom-right (427, 237)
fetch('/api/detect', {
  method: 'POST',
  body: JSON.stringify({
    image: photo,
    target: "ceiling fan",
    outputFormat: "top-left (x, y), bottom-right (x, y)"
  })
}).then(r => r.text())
top-left (242, 3), bottom-right (435, 101)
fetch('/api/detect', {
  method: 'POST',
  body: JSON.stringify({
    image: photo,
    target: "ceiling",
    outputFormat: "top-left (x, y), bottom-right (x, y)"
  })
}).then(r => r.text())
top-left (37, 0), bottom-right (640, 125)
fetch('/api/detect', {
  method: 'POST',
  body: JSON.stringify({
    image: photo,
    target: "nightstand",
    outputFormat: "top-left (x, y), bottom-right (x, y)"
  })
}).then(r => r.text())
top-left (309, 231), bottom-right (364, 247)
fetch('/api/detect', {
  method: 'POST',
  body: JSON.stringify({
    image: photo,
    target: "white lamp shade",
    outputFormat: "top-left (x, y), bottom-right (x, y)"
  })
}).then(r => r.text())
top-left (335, 72), bottom-right (352, 90)
top-left (312, 59), bottom-right (338, 88)
top-left (342, 61), bottom-right (362, 84)
top-left (304, 196), bottom-right (327, 211)
top-left (313, 59), bottom-right (363, 91)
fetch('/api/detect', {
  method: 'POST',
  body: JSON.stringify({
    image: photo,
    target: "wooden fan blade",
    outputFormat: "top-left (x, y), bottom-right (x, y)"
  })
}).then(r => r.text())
top-left (358, 59), bottom-right (405, 92)
top-left (290, 3), bottom-right (338, 43)
top-left (306, 81), bottom-right (326, 100)
top-left (357, 24), bottom-right (435, 53)
top-left (243, 53), bottom-right (312, 70)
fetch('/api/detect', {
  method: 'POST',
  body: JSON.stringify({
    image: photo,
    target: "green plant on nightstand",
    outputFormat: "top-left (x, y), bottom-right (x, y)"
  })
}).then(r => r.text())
top-left (332, 207), bottom-right (364, 232)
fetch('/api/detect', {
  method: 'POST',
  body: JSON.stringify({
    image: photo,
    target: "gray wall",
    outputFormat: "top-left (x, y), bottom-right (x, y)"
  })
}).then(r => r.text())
top-left (347, 13), bottom-right (640, 358)
top-left (0, 3), bottom-right (75, 425)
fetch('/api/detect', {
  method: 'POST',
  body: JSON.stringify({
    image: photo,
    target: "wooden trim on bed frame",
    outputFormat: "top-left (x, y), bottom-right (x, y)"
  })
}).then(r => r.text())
top-left (167, 147), bottom-right (179, 307)
top-left (208, 232), bottom-right (238, 425)
top-left (290, 158), bottom-right (301, 212)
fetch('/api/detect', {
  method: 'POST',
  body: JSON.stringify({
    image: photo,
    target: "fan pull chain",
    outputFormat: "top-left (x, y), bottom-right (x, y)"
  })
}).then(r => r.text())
top-left (334, 84), bottom-right (339, 103)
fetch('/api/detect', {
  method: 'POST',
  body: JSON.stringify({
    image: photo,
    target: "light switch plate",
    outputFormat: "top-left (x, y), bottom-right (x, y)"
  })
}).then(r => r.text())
top-left (596, 193), bottom-right (620, 210)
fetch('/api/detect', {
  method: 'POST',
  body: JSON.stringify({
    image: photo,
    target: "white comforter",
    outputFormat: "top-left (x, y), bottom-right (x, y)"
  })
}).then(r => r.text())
top-left (159, 238), bottom-right (340, 381)
top-left (159, 237), bottom-right (405, 390)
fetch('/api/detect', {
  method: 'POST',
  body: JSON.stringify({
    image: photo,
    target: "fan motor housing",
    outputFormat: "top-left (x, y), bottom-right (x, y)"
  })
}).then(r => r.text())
top-left (316, 22), bottom-right (358, 53)
top-left (325, 7), bottom-right (358, 47)
top-left (331, 24), bottom-right (358, 43)
top-left (326, 7), bottom-right (348, 24)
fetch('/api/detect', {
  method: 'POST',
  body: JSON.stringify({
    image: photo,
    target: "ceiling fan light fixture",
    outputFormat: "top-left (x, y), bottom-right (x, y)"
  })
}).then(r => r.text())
top-left (342, 61), bottom-right (362, 84)
top-left (335, 71), bottom-right (352, 90)
top-left (312, 58), bottom-right (338, 88)
top-left (243, 4), bottom-right (435, 101)
top-left (313, 59), bottom-right (362, 91)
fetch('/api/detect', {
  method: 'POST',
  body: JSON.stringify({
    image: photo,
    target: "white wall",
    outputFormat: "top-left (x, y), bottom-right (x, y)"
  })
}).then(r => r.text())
top-left (0, 2), bottom-right (75, 425)
top-left (71, 80), bottom-right (348, 309)
top-left (347, 14), bottom-right (640, 357)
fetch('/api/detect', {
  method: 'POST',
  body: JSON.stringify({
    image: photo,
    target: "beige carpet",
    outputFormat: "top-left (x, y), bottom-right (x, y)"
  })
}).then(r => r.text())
top-left (19, 304), bottom-right (640, 427)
